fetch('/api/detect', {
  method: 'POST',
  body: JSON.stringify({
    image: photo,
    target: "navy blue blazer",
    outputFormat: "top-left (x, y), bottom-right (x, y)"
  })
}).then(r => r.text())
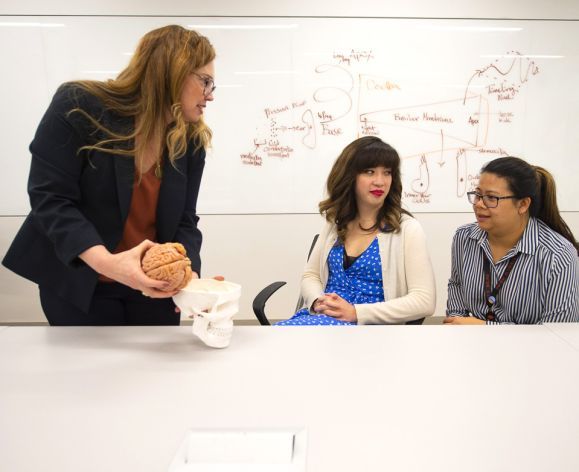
top-left (3, 84), bottom-right (205, 312)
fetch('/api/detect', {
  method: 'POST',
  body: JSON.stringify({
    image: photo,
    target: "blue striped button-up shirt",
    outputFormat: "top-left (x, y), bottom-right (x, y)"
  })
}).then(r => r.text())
top-left (447, 217), bottom-right (579, 324)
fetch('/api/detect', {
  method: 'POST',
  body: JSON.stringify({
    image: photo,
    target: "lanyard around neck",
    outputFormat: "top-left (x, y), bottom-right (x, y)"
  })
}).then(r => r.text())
top-left (482, 253), bottom-right (521, 321)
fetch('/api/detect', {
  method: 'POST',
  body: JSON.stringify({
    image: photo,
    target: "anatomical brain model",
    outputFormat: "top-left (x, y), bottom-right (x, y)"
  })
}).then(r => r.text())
top-left (141, 242), bottom-right (193, 291)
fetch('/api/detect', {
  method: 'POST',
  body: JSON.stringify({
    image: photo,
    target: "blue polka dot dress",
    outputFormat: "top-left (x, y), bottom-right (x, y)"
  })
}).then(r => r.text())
top-left (276, 238), bottom-right (385, 326)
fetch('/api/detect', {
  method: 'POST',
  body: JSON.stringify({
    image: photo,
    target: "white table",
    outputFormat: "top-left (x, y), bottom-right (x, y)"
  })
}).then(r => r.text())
top-left (544, 323), bottom-right (579, 351)
top-left (0, 325), bottom-right (578, 472)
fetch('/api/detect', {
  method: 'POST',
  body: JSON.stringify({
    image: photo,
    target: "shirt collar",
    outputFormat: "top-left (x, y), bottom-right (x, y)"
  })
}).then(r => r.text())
top-left (515, 217), bottom-right (539, 255)
top-left (468, 217), bottom-right (539, 257)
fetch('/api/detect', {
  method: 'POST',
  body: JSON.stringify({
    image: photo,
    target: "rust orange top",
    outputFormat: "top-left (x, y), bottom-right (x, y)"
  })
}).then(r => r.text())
top-left (99, 165), bottom-right (161, 282)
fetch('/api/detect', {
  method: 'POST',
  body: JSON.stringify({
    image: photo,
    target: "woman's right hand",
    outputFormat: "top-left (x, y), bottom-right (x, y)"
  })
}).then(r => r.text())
top-left (79, 240), bottom-right (176, 298)
top-left (312, 297), bottom-right (326, 313)
top-left (313, 293), bottom-right (357, 322)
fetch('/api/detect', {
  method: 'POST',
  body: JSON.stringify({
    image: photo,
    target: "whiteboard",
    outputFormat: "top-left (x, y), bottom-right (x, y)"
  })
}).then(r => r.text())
top-left (1, 16), bottom-right (578, 215)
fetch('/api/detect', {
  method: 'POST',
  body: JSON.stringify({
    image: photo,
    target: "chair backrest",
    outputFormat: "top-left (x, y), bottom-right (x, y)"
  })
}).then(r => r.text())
top-left (293, 234), bottom-right (319, 312)
top-left (252, 234), bottom-right (319, 326)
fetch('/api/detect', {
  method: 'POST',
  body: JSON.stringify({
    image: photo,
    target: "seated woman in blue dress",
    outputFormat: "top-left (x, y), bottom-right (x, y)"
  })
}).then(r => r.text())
top-left (277, 136), bottom-right (436, 326)
top-left (445, 157), bottom-right (579, 324)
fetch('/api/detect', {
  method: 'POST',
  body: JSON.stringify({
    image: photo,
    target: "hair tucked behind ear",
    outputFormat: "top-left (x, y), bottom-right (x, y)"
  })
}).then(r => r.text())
top-left (66, 25), bottom-right (215, 171)
top-left (482, 157), bottom-right (578, 254)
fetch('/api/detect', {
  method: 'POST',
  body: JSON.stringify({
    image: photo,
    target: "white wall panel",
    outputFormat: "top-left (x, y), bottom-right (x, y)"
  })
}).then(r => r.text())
top-left (1, 0), bottom-right (579, 19)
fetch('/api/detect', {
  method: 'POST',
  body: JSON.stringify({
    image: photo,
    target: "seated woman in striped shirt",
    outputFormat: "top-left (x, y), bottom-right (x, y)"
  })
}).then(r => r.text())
top-left (446, 157), bottom-right (579, 324)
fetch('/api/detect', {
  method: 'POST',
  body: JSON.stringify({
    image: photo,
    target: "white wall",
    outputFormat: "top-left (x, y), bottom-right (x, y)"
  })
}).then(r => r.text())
top-left (3, 0), bottom-right (579, 19)
top-left (1, 0), bottom-right (578, 323)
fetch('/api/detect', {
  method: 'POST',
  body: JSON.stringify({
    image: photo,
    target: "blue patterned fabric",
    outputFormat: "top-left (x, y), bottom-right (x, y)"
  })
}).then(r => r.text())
top-left (276, 237), bottom-right (385, 326)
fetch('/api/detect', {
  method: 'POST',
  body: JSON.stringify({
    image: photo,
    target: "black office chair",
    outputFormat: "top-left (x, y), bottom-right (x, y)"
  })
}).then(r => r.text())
top-left (253, 235), bottom-right (319, 326)
top-left (252, 234), bottom-right (424, 325)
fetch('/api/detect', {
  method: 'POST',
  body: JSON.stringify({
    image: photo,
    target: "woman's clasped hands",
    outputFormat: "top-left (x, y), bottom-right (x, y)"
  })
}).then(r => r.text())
top-left (313, 293), bottom-right (357, 322)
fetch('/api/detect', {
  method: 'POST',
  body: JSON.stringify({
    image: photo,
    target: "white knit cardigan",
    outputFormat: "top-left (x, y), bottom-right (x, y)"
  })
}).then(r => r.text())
top-left (300, 215), bottom-right (436, 324)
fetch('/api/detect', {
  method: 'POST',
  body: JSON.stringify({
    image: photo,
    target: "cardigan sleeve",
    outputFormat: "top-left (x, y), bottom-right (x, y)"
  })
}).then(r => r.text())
top-left (356, 218), bottom-right (436, 324)
top-left (300, 222), bottom-right (332, 312)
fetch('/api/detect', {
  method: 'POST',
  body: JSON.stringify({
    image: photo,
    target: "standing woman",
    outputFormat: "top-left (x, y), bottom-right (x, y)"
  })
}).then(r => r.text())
top-left (446, 157), bottom-right (579, 324)
top-left (3, 25), bottom-right (216, 325)
top-left (277, 136), bottom-right (436, 325)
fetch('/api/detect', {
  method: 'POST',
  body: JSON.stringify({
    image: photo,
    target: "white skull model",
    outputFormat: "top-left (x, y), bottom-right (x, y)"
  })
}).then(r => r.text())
top-left (173, 279), bottom-right (241, 348)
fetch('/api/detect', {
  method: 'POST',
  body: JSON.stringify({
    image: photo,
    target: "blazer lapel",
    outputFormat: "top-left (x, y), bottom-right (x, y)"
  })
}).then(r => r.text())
top-left (106, 112), bottom-right (135, 226)
top-left (157, 153), bottom-right (187, 242)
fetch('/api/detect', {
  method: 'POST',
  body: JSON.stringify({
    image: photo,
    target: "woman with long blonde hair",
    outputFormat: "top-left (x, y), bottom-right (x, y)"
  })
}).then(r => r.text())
top-left (3, 25), bottom-right (217, 325)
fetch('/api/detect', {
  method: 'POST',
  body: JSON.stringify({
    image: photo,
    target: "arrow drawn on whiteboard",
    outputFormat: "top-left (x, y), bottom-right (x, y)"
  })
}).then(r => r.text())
top-left (438, 129), bottom-right (445, 167)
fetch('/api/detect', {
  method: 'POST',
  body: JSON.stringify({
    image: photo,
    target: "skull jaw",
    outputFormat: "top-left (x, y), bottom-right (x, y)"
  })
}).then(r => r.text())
top-left (191, 314), bottom-right (234, 349)
top-left (172, 280), bottom-right (241, 349)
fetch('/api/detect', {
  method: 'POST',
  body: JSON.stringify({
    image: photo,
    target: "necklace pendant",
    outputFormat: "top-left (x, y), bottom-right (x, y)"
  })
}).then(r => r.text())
top-left (154, 163), bottom-right (163, 180)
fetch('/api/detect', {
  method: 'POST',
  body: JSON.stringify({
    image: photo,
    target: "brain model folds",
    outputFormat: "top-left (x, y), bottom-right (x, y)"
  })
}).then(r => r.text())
top-left (141, 243), bottom-right (193, 291)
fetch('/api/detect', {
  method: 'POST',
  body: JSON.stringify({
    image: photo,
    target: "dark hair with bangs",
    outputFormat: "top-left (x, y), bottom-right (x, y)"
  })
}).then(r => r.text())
top-left (319, 136), bottom-right (411, 242)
